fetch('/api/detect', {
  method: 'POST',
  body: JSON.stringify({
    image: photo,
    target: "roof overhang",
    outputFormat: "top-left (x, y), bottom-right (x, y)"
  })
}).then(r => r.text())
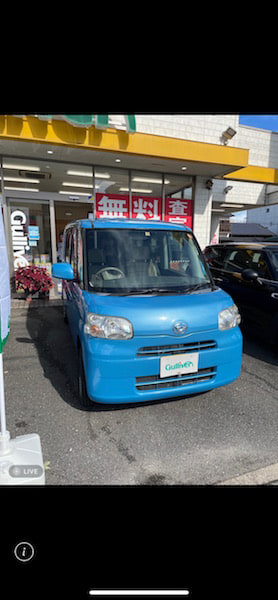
top-left (224, 165), bottom-right (278, 184)
top-left (0, 115), bottom-right (249, 178)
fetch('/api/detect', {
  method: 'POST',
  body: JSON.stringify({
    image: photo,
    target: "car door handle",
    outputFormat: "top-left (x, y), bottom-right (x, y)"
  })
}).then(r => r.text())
top-left (271, 293), bottom-right (278, 300)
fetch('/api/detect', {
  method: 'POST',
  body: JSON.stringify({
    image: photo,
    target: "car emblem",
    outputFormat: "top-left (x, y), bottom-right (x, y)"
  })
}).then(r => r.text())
top-left (172, 321), bottom-right (188, 335)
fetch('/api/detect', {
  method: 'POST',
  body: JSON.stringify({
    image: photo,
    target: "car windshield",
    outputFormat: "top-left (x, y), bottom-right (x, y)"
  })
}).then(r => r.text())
top-left (85, 228), bottom-right (213, 295)
top-left (267, 249), bottom-right (278, 278)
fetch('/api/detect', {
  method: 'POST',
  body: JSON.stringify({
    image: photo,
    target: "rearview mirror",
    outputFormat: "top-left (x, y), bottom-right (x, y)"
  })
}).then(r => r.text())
top-left (241, 268), bottom-right (259, 282)
top-left (52, 262), bottom-right (75, 280)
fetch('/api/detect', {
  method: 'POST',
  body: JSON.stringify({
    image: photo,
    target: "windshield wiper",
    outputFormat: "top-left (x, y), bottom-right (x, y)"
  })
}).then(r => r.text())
top-left (92, 283), bottom-right (215, 296)
top-left (183, 282), bottom-right (212, 294)
top-left (114, 288), bottom-right (185, 296)
top-left (115, 285), bottom-right (212, 296)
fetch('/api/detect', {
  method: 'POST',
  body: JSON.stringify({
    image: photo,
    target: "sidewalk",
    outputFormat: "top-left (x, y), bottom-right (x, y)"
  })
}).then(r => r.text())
top-left (4, 297), bottom-right (83, 485)
top-left (11, 298), bottom-right (63, 308)
top-left (217, 462), bottom-right (278, 486)
top-left (11, 287), bottom-right (63, 309)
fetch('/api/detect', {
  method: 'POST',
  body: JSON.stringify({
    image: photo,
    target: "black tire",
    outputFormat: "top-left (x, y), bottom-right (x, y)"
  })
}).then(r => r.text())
top-left (77, 349), bottom-right (93, 408)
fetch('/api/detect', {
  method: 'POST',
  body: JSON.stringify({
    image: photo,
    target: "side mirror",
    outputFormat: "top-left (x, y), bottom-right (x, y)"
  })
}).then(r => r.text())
top-left (241, 268), bottom-right (259, 282)
top-left (52, 262), bottom-right (75, 280)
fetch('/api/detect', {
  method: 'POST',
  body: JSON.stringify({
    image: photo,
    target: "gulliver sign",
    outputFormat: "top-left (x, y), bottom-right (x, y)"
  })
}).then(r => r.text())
top-left (10, 210), bottom-right (29, 268)
top-left (12, 114), bottom-right (136, 133)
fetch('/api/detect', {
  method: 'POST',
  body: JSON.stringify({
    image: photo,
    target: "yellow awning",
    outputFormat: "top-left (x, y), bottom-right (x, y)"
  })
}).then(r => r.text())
top-left (0, 115), bottom-right (249, 178)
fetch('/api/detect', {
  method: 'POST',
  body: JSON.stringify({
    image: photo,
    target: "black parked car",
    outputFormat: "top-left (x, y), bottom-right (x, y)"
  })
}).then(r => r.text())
top-left (203, 242), bottom-right (278, 343)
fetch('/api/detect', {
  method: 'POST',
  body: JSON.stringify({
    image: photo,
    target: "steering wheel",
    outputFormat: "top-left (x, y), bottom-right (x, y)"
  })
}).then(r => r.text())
top-left (94, 267), bottom-right (125, 280)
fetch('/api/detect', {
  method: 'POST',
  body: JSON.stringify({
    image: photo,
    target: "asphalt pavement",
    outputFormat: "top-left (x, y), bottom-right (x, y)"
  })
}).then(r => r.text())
top-left (3, 298), bottom-right (278, 485)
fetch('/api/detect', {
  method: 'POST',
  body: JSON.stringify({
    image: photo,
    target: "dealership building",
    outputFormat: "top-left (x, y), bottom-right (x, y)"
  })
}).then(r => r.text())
top-left (0, 113), bottom-right (278, 278)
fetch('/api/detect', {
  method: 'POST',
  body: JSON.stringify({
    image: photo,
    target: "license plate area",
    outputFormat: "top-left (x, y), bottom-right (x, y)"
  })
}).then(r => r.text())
top-left (160, 352), bottom-right (199, 379)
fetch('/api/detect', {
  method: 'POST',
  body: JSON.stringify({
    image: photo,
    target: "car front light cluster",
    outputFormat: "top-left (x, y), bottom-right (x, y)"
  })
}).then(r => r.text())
top-left (218, 304), bottom-right (241, 330)
top-left (84, 313), bottom-right (133, 340)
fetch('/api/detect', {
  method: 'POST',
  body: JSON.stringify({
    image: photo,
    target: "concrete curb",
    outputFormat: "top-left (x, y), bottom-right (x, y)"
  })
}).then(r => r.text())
top-left (216, 462), bottom-right (278, 485)
top-left (11, 298), bottom-right (63, 309)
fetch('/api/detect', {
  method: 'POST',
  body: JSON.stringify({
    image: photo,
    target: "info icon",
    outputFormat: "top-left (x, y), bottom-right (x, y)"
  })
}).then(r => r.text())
top-left (13, 542), bottom-right (35, 563)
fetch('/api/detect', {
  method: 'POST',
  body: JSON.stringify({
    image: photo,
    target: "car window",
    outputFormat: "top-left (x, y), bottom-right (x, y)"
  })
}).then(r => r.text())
top-left (268, 250), bottom-right (278, 279)
top-left (224, 249), bottom-right (252, 272)
top-left (70, 229), bottom-right (78, 278)
top-left (249, 251), bottom-right (271, 278)
top-left (204, 246), bottom-right (227, 268)
top-left (77, 228), bottom-right (83, 284)
top-left (64, 228), bottom-right (72, 263)
top-left (224, 248), bottom-right (271, 279)
top-left (85, 228), bottom-right (212, 293)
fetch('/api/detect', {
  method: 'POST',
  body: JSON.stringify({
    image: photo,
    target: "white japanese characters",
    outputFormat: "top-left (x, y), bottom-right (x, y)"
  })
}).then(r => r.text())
top-left (96, 193), bottom-right (192, 226)
top-left (132, 197), bottom-right (160, 220)
top-left (97, 195), bottom-right (129, 218)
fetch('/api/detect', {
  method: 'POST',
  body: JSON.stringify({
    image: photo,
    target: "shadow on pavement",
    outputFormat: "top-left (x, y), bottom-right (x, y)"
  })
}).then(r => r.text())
top-left (241, 324), bottom-right (278, 366)
top-left (25, 304), bottom-right (91, 412)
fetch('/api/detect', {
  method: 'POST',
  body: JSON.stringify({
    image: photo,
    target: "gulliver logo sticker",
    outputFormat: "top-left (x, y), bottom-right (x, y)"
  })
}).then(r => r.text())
top-left (160, 353), bottom-right (198, 379)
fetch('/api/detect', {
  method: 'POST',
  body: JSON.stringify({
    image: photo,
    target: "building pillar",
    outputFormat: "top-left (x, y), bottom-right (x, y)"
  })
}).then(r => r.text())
top-left (210, 213), bottom-right (220, 244)
top-left (193, 176), bottom-right (213, 249)
top-left (49, 199), bottom-right (57, 264)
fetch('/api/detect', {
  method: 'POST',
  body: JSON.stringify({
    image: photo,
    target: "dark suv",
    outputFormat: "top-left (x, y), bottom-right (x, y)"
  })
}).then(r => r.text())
top-left (203, 242), bottom-right (278, 343)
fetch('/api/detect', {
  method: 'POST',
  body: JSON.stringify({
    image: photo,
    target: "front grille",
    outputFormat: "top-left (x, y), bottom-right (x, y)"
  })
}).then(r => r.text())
top-left (136, 366), bottom-right (217, 391)
top-left (137, 340), bottom-right (216, 358)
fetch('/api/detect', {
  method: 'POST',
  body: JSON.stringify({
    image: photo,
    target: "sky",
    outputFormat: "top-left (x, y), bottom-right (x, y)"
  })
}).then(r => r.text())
top-left (239, 114), bottom-right (278, 132)
top-left (230, 115), bottom-right (278, 222)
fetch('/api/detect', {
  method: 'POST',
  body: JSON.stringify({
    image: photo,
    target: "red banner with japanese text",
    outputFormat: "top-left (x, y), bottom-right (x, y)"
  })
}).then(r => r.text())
top-left (96, 193), bottom-right (193, 227)
top-left (96, 193), bottom-right (162, 221)
top-left (96, 193), bottom-right (129, 219)
top-left (131, 196), bottom-right (162, 221)
top-left (164, 197), bottom-right (193, 228)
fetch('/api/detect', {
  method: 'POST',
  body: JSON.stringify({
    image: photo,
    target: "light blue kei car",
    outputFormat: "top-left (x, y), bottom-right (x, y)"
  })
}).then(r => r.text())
top-left (52, 218), bottom-right (242, 407)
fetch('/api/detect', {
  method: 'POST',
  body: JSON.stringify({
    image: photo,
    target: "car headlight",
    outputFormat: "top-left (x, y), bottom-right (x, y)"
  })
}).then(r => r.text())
top-left (218, 304), bottom-right (241, 330)
top-left (84, 313), bottom-right (133, 339)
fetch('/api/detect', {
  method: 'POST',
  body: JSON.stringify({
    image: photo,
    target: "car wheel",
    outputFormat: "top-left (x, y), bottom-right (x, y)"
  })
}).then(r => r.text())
top-left (77, 349), bottom-right (93, 408)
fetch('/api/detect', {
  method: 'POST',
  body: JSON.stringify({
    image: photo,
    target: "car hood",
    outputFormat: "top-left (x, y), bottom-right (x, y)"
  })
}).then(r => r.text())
top-left (82, 288), bottom-right (234, 337)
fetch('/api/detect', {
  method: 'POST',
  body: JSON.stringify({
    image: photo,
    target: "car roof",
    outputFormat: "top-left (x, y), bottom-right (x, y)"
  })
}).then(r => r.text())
top-left (65, 218), bottom-right (191, 232)
top-left (205, 242), bottom-right (278, 250)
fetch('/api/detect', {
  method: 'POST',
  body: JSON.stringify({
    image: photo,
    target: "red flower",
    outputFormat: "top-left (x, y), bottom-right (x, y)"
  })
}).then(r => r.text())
top-left (15, 266), bottom-right (54, 295)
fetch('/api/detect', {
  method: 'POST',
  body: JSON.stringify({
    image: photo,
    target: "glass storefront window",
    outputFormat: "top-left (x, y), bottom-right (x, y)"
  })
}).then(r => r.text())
top-left (131, 170), bottom-right (163, 197)
top-left (2, 157), bottom-right (43, 195)
top-left (95, 167), bottom-right (129, 218)
top-left (94, 166), bottom-right (129, 196)
top-left (8, 200), bottom-right (52, 271)
top-left (58, 163), bottom-right (93, 199)
top-left (130, 170), bottom-right (163, 221)
top-left (54, 200), bottom-right (94, 260)
top-left (164, 174), bottom-right (193, 228)
top-left (3, 155), bottom-right (195, 276)
top-left (165, 173), bottom-right (192, 199)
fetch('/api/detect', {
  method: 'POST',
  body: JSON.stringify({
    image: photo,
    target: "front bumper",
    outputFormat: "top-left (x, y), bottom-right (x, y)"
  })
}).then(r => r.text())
top-left (82, 327), bottom-right (242, 404)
